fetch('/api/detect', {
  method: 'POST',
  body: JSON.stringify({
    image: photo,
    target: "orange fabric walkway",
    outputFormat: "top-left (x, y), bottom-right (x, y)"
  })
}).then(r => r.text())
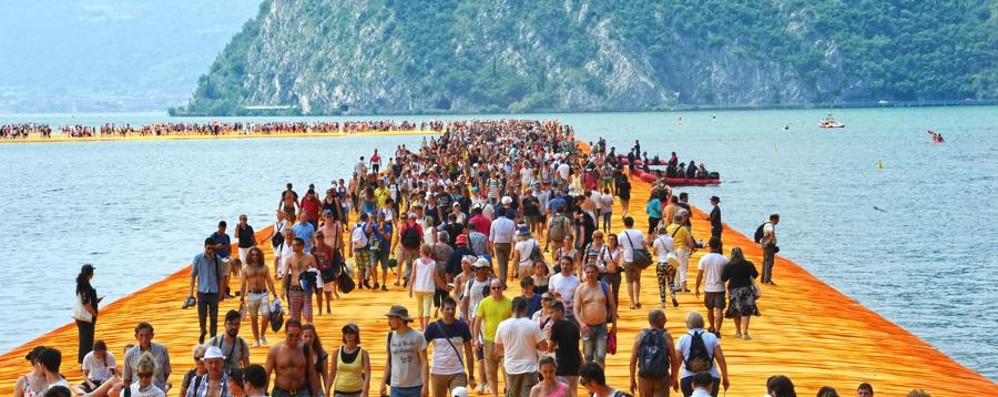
top-left (1, 179), bottom-right (995, 397)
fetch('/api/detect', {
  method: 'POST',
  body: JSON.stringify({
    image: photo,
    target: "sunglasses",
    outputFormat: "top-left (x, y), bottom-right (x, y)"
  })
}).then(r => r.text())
top-left (137, 372), bottom-right (154, 379)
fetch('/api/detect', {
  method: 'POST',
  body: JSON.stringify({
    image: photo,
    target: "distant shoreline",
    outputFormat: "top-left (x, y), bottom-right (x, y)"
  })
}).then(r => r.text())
top-left (0, 129), bottom-right (439, 144)
top-left (161, 99), bottom-right (998, 117)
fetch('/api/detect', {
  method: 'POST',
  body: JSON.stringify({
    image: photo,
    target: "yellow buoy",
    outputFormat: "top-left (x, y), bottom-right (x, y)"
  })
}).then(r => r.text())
top-left (877, 160), bottom-right (884, 169)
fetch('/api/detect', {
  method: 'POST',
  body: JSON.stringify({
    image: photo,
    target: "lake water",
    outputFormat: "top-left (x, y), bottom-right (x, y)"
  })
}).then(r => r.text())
top-left (1, 107), bottom-right (996, 379)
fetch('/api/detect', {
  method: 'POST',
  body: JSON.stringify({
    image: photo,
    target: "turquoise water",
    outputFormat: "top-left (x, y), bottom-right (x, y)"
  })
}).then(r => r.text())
top-left (1, 107), bottom-right (996, 380)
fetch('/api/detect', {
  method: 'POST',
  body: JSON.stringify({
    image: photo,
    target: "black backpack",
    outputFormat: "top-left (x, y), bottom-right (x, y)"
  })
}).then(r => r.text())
top-left (753, 223), bottom-right (766, 244)
top-left (638, 328), bottom-right (669, 378)
top-left (272, 225), bottom-right (285, 248)
top-left (684, 331), bottom-right (713, 372)
top-left (401, 224), bottom-right (422, 249)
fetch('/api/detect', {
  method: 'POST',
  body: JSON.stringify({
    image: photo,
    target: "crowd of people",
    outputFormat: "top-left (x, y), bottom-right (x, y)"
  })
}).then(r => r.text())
top-left (0, 120), bottom-right (448, 139)
top-left (32, 119), bottom-right (933, 397)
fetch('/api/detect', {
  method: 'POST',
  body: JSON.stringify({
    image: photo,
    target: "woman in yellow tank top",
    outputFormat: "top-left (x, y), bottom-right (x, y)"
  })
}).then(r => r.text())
top-left (327, 323), bottom-right (371, 397)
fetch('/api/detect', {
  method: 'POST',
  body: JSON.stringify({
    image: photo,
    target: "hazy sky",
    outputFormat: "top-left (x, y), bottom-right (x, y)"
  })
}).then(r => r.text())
top-left (0, 0), bottom-right (260, 104)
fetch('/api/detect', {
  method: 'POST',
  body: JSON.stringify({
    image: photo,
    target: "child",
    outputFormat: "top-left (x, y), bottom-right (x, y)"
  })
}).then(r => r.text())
top-left (532, 260), bottom-right (550, 295)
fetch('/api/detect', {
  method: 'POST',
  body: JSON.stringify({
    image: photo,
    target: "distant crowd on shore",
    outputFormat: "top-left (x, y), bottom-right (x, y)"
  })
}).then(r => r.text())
top-left (15, 120), bottom-right (935, 397)
top-left (0, 120), bottom-right (448, 139)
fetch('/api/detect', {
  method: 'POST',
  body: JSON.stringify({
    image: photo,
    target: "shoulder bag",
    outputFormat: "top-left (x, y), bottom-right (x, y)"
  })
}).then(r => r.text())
top-left (625, 231), bottom-right (653, 269)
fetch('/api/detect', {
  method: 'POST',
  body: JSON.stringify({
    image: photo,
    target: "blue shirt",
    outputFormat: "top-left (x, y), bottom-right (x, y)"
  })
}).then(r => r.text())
top-left (292, 222), bottom-right (315, 253)
top-left (191, 252), bottom-right (221, 294)
top-left (645, 198), bottom-right (662, 218)
top-left (524, 293), bottom-right (542, 318)
top-left (211, 232), bottom-right (231, 258)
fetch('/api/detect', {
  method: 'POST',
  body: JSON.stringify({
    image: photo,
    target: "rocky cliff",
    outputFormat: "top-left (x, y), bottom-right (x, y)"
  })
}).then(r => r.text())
top-left (176, 0), bottom-right (998, 115)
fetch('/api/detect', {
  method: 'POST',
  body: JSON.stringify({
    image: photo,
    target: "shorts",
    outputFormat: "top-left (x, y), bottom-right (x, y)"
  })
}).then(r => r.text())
top-left (414, 291), bottom-right (433, 318)
top-left (354, 250), bottom-right (372, 270)
top-left (704, 291), bottom-right (726, 310)
top-left (390, 385), bottom-right (422, 397)
top-left (219, 257), bottom-right (232, 277)
top-left (288, 288), bottom-right (312, 319)
top-left (430, 373), bottom-right (467, 397)
top-left (246, 292), bottom-right (271, 317)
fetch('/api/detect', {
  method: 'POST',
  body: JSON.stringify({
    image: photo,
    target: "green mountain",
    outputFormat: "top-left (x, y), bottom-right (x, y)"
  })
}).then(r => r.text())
top-left (176, 0), bottom-right (998, 116)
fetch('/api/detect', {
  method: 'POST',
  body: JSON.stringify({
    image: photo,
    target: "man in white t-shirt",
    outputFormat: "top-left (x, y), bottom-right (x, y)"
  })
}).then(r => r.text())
top-left (494, 297), bottom-right (547, 397)
top-left (695, 237), bottom-right (729, 337)
top-left (424, 297), bottom-right (476, 397)
top-left (651, 225), bottom-right (678, 308)
top-left (617, 216), bottom-right (647, 309)
top-left (548, 257), bottom-right (580, 323)
top-left (460, 259), bottom-right (493, 393)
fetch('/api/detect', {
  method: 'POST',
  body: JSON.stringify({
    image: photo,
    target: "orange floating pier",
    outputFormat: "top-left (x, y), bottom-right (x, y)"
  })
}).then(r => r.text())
top-left (1, 175), bottom-right (995, 397)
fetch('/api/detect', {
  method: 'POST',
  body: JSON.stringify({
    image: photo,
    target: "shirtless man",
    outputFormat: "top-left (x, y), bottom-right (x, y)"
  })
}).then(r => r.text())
top-left (240, 246), bottom-right (278, 347)
top-left (573, 264), bottom-right (617, 368)
top-left (265, 319), bottom-right (321, 397)
top-left (280, 184), bottom-right (300, 223)
top-left (284, 238), bottom-right (317, 324)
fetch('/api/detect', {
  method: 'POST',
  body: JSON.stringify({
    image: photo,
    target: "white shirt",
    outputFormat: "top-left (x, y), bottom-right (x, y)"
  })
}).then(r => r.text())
top-left (494, 317), bottom-right (545, 375)
top-left (600, 194), bottom-right (614, 212)
top-left (557, 163), bottom-right (570, 181)
top-left (514, 239), bottom-right (539, 268)
top-left (490, 217), bottom-right (516, 244)
top-left (762, 222), bottom-right (777, 246)
top-left (617, 229), bottom-right (646, 263)
top-left (412, 257), bottom-right (437, 293)
top-left (82, 351), bottom-right (117, 381)
top-left (676, 328), bottom-right (721, 379)
top-left (652, 235), bottom-right (674, 263)
top-left (697, 253), bottom-right (729, 292)
top-left (534, 190), bottom-right (551, 215)
top-left (549, 273), bottom-right (580, 314)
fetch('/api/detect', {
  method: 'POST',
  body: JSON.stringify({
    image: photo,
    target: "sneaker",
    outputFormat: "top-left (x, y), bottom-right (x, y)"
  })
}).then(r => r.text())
top-left (253, 340), bottom-right (261, 347)
top-left (734, 332), bottom-right (743, 339)
top-left (261, 336), bottom-right (268, 346)
top-left (476, 384), bottom-right (486, 395)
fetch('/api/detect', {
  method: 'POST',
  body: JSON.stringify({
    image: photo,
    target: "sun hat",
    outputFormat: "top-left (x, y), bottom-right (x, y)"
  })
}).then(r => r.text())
top-left (516, 225), bottom-right (531, 236)
top-left (501, 196), bottom-right (513, 205)
top-left (473, 258), bottom-right (491, 269)
top-left (385, 305), bottom-right (413, 322)
top-left (451, 387), bottom-right (469, 397)
top-left (203, 345), bottom-right (225, 360)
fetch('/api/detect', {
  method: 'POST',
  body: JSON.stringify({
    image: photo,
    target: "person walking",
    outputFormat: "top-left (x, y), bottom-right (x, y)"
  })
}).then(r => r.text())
top-left (206, 310), bottom-right (251, 373)
top-left (327, 323), bottom-right (371, 397)
top-left (472, 279), bottom-right (512, 397)
top-left (628, 310), bottom-right (680, 397)
top-left (380, 306), bottom-right (430, 397)
top-left (676, 312), bottom-right (729, 397)
top-left (617, 217), bottom-right (647, 309)
top-left (75, 264), bottom-right (101, 364)
top-left (495, 297), bottom-right (547, 397)
top-left (189, 237), bottom-right (225, 344)
top-left (693, 238), bottom-right (728, 337)
top-left (759, 214), bottom-right (780, 285)
top-left (720, 247), bottom-right (761, 340)
top-left (424, 297), bottom-right (476, 397)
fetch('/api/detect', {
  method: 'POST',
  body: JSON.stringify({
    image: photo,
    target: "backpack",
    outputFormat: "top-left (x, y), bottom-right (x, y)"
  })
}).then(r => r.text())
top-left (548, 214), bottom-right (567, 240)
top-left (401, 223), bottom-right (422, 249)
top-left (638, 328), bottom-right (669, 378)
top-left (351, 222), bottom-right (369, 248)
top-left (684, 331), bottom-right (714, 372)
top-left (272, 224), bottom-right (285, 248)
top-left (753, 223), bottom-right (766, 244)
